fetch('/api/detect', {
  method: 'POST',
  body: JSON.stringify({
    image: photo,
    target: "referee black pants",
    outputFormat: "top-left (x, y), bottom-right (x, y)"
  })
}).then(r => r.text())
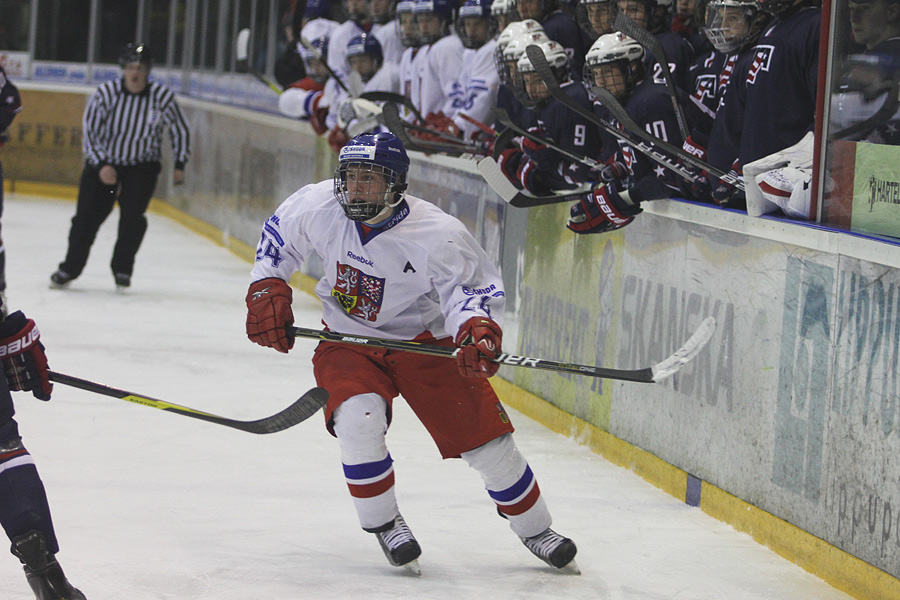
top-left (58, 161), bottom-right (161, 279)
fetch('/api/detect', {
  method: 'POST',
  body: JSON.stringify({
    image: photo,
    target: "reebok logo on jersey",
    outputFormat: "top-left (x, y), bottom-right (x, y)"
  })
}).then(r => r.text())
top-left (347, 250), bottom-right (374, 267)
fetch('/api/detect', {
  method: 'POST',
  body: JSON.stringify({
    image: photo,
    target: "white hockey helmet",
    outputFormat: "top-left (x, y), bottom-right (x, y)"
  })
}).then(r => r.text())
top-left (516, 39), bottom-right (569, 108)
top-left (497, 29), bottom-right (551, 84)
top-left (583, 32), bottom-right (645, 100)
top-left (495, 19), bottom-right (544, 54)
top-left (299, 19), bottom-right (338, 82)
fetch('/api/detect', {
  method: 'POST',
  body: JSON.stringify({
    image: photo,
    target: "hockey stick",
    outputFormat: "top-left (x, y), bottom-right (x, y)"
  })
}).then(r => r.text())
top-left (297, 35), bottom-right (352, 94)
top-left (49, 371), bottom-right (328, 434)
top-left (289, 317), bottom-right (716, 383)
top-left (360, 91), bottom-right (427, 123)
top-left (382, 102), bottom-right (488, 155)
top-left (613, 11), bottom-right (689, 141)
top-left (477, 156), bottom-right (593, 207)
top-left (493, 108), bottom-right (605, 171)
top-left (525, 45), bottom-right (744, 190)
top-left (236, 29), bottom-right (284, 94)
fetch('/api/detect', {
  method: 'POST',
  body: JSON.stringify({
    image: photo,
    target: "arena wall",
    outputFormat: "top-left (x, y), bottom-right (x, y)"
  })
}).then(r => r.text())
top-left (6, 84), bottom-right (900, 600)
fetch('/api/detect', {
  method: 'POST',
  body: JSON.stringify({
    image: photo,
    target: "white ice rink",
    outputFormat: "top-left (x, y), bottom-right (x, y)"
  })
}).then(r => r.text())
top-left (0, 194), bottom-right (852, 600)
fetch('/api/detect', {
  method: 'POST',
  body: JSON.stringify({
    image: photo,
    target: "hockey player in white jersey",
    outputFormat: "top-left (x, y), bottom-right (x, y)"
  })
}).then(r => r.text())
top-left (328, 0), bottom-right (375, 83)
top-left (245, 132), bottom-right (578, 574)
top-left (396, 0), bottom-right (426, 121)
top-left (412, 0), bottom-right (465, 124)
top-left (372, 0), bottom-right (405, 64)
top-left (326, 34), bottom-right (400, 151)
top-left (447, 0), bottom-right (501, 138)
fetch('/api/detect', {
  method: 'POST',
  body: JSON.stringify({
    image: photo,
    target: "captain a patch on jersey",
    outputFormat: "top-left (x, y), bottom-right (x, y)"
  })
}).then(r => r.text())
top-left (332, 261), bottom-right (386, 322)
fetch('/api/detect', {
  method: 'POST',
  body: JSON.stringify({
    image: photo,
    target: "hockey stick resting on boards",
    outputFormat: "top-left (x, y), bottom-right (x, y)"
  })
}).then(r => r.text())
top-left (235, 29), bottom-right (284, 94)
top-left (49, 371), bottom-right (328, 434)
top-left (382, 102), bottom-right (488, 156)
top-left (288, 317), bottom-right (716, 383)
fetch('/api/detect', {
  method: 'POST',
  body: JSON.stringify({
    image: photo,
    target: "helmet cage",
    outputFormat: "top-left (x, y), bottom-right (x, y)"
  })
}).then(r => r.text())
top-left (396, 0), bottom-right (422, 47)
top-left (583, 32), bottom-right (645, 100)
top-left (335, 161), bottom-right (407, 221)
top-left (576, 0), bottom-right (614, 39)
top-left (701, 0), bottom-right (760, 53)
top-left (516, 40), bottom-right (569, 109)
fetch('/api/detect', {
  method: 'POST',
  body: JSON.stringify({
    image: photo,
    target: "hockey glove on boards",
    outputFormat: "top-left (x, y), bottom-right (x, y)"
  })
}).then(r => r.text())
top-left (568, 181), bottom-right (643, 235)
top-left (246, 278), bottom-right (295, 353)
top-left (455, 317), bottom-right (502, 379)
top-left (0, 311), bottom-right (53, 400)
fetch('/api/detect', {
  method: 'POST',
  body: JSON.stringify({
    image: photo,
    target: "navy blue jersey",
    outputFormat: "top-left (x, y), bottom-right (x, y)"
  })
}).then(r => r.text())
top-left (543, 11), bottom-right (588, 81)
top-left (532, 81), bottom-right (604, 187)
top-left (0, 66), bottom-right (22, 134)
top-left (709, 4), bottom-right (820, 170)
top-left (645, 31), bottom-right (696, 92)
top-left (685, 49), bottom-right (728, 138)
top-left (616, 80), bottom-right (685, 187)
top-left (496, 85), bottom-right (538, 131)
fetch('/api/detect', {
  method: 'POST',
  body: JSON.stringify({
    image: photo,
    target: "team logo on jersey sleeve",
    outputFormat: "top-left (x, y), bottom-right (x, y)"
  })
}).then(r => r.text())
top-left (332, 261), bottom-right (385, 321)
top-left (747, 46), bottom-right (774, 85)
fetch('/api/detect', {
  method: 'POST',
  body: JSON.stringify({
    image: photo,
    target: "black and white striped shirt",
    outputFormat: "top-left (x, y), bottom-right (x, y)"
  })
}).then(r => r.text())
top-left (83, 78), bottom-right (191, 168)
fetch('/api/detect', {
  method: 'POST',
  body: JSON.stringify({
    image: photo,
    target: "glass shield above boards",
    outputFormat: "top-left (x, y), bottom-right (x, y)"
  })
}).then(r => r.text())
top-left (821, 0), bottom-right (900, 241)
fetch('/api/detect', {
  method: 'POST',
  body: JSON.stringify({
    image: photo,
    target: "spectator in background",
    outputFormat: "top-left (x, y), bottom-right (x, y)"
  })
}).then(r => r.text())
top-left (0, 303), bottom-right (86, 599)
top-left (0, 64), bottom-right (22, 315)
top-left (49, 44), bottom-right (191, 291)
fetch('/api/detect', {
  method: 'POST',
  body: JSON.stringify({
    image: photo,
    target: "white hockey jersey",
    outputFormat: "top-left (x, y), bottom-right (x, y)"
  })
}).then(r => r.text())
top-left (373, 20), bottom-right (405, 66)
top-left (448, 40), bottom-right (499, 138)
top-left (400, 45), bottom-right (430, 122)
top-left (416, 34), bottom-right (465, 117)
top-left (251, 180), bottom-right (506, 341)
top-left (328, 21), bottom-right (368, 83)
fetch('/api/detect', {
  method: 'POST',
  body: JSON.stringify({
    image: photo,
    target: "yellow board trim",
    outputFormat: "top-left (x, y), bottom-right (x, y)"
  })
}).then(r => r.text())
top-left (9, 187), bottom-right (898, 600)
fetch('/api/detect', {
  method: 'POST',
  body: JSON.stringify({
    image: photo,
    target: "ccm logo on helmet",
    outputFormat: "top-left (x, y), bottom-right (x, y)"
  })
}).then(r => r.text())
top-left (0, 327), bottom-right (40, 357)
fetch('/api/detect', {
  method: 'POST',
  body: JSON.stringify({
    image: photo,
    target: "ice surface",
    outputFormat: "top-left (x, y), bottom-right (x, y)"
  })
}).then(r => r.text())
top-left (0, 195), bottom-right (851, 599)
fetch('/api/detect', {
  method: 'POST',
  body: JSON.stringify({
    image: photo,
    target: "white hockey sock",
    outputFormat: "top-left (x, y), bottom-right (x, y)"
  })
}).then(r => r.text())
top-left (332, 393), bottom-right (399, 530)
top-left (461, 433), bottom-right (552, 538)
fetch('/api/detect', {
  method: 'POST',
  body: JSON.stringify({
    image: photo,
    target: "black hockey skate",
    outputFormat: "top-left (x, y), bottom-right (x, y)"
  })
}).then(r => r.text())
top-left (11, 530), bottom-right (87, 600)
top-left (369, 514), bottom-right (422, 574)
top-left (521, 527), bottom-right (580, 573)
top-left (49, 270), bottom-right (75, 289)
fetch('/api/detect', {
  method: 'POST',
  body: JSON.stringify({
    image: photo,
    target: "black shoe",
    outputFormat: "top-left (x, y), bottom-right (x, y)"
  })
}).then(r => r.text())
top-left (113, 272), bottom-right (131, 290)
top-left (49, 270), bottom-right (75, 289)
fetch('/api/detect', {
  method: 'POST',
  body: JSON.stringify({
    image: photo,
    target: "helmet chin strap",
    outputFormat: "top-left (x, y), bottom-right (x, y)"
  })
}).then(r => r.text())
top-left (365, 183), bottom-right (408, 225)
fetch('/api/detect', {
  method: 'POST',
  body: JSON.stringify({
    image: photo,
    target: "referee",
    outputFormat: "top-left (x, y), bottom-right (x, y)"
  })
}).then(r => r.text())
top-left (50, 43), bottom-right (191, 291)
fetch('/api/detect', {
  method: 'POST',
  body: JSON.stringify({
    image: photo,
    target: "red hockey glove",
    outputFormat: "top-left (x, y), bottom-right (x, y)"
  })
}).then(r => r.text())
top-left (309, 106), bottom-right (330, 136)
top-left (0, 311), bottom-right (52, 401)
top-left (328, 126), bottom-right (351, 154)
top-left (567, 181), bottom-right (642, 235)
top-left (497, 148), bottom-right (525, 188)
top-left (246, 278), bottom-right (295, 353)
top-left (521, 126), bottom-right (548, 153)
top-left (423, 111), bottom-right (462, 139)
top-left (455, 317), bottom-right (502, 379)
